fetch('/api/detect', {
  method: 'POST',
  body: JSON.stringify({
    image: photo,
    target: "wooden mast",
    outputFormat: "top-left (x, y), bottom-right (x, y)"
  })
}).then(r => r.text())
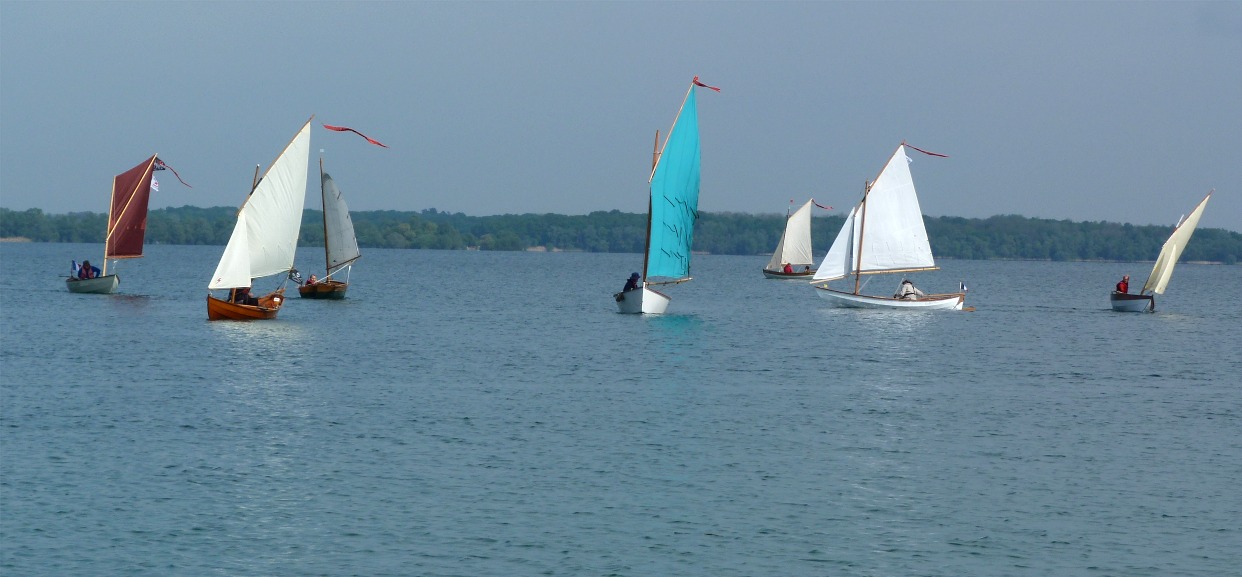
top-left (641, 129), bottom-right (659, 284)
top-left (853, 180), bottom-right (870, 295)
top-left (319, 156), bottom-right (330, 278)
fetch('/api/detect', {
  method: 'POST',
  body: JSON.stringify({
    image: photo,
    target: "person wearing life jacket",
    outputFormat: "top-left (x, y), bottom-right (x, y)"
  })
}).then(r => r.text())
top-left (894, 279), bottom-right (926, 300)
top-left (1115, 275), bottom-right (1130, 294)
top-left (77, 260), bottom-right (100, 279)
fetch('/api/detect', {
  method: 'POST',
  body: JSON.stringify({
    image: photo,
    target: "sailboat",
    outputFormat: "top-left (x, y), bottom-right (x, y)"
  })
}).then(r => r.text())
top-left (298, 157), bottom-right (361, 299)
top-left (206, 118), bottom-right (312, 320)
top-left (762, 199), bottom-right (817, 279)
top-left (615, 77), bottom-right (712, 314)
top-left (811, 142), bottom-right (965, 310)
top-left (66, 155), bottom-right (162, 294)
top-left (1110, 190), bottom-right (1213, 312)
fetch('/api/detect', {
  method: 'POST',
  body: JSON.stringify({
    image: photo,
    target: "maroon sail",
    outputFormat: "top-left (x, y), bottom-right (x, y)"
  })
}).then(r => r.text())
top-left (105, 155), bottom-right (157, 259)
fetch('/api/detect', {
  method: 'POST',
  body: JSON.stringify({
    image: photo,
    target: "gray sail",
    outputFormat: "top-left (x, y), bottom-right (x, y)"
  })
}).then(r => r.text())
top-left (321, 172), bottom-right (361, 275)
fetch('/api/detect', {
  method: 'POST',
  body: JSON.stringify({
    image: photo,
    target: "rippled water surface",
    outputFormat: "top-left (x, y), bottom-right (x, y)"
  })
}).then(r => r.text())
top-left (2, 242), bottom-right (1240, 576)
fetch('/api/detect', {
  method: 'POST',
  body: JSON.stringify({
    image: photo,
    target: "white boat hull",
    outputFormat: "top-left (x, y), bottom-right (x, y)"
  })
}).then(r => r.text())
top-left (65, 275), bottom-right (119, 294)
top-left (615, 286), bottom-right (671, 314)
top-left (814, 286), bottom-right (965, 310)
top-left (1109, 291), bottom-right (1153, 312)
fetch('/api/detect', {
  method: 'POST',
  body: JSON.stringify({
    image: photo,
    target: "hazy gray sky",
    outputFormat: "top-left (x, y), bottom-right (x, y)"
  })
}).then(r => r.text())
top-left (2, 2), bottom-right (1239, 231)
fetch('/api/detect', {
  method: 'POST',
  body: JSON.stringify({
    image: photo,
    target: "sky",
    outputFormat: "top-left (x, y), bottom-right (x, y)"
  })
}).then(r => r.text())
top-left (1, 2), bottom-right (1239, 232)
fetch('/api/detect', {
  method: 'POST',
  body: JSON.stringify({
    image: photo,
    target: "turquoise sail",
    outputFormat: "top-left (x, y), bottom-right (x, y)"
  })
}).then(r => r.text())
top-left (645, 88), bottom-right (701, 279)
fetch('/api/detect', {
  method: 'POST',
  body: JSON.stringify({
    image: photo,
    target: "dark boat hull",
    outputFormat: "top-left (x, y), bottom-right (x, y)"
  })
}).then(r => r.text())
top-left (298, 280), bottom-right (348, 299)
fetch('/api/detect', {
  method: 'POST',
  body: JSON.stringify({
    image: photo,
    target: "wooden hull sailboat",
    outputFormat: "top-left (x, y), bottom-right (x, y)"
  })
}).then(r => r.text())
top-left (298, 280), bottom-right (348, 299)
top-left (66, 275), bottom-right (120, 294)
top-left (206, 289), bottom-right (287, 320)
top-left (298, 158), bottom-right (360, 300)
top-left (1109, 190), bottom-right (1212, 313)
top-left (810, 143), bottom-right (964, 311)
top-left (65, 155), bottom-right (174, 294)
top-left (207, 118), bottom-right (312, 321)
top-left (615, 76), bottom-right (714, 314)
top-left (762, 199), bottom-right (817, 279)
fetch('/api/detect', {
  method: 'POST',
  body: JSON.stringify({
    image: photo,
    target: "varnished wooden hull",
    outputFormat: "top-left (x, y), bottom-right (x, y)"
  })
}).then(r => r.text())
top-left (1109, 291), bottom-right (1153, 312)
top-left (298, 280), bottom-right (348, 299)
top-left (66, 275), bottom-right (119, 294)
top-left (207, 289), bottom-right (286, 320)
top-left (762, 268), bottom-right (816, 280)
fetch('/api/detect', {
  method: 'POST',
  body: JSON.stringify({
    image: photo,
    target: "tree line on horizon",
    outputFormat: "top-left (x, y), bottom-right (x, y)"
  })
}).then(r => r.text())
top-left (2, 206), bottom-right (1239, 264)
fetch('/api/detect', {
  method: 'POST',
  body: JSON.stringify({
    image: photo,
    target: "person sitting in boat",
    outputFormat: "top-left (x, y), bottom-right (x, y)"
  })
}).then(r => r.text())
top-left (232, 286), bottom-right (259, 306)
top-left (782, 263), bottom-right (794, 274)
top-left (306, 274), bottom-right (317, 286)
top-left (803, 265), bottom-right (811, 273)
top-left (1115, 274), bottom-right (1129, 294)
top-left (77, 260), bottom-right (101, 280)
top-left (894, 279), bottom-right (925, 300)
top-left (622, 272), bottom-right (641, 292)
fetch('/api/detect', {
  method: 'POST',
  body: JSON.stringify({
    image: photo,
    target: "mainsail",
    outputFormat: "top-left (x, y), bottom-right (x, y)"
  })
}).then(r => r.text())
top-left (209, 119), bottom-right (311, 290)
top-left (644, 86), bottom-right (701, 280)
top-left (321, 171), bottom-right (361, 276)
top-left (105, 155), bottom-right (158, 262)
top-left (812, 144), bottom-right (937, 282)
top-left (1141, 190), bottom-right (1212, 295)
top-left (766, 199), bottom-right (815, 271)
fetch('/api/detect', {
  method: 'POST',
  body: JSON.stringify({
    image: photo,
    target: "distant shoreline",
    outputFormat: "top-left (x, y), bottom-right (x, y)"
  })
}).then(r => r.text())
top-left (0, 237), bottom-right (32, 243)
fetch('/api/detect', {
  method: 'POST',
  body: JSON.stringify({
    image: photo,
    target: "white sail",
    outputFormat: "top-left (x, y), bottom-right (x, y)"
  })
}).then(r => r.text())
top-left (321, 171), bottom-right (361, 275)
top-left (856, 145), bottom-right (936, 274)
top-left (210, 210), bottom-right (252, 289)
top-left (813, 206), bottom-right (857, 281)
top-left (1141, 191), bottom-right (1211, 295)
top-left (208, 119), bottom-right (311, 289)
top-left (765, 200), bottom-right (815, 270)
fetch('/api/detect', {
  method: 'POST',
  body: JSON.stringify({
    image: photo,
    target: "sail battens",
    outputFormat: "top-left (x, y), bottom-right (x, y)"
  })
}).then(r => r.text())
top-left (645, 87), bottom-right (701, 280)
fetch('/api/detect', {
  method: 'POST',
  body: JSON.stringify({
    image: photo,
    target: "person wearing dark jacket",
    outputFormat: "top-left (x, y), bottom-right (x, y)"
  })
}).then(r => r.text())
top-left (622, 272), bottom-right (641, 292)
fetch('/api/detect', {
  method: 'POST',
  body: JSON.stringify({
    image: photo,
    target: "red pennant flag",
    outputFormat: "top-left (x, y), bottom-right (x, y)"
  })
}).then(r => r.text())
top-left (692, 76), bottom-right (721, 92)
top-left (904, 142), bottom-right (948, 158)
top-left (813, 201), bottom-right (833, 210)
top-left (323, 124), bottom-right (388, 148)
top-left (153, 157), bottom-right (192, 188)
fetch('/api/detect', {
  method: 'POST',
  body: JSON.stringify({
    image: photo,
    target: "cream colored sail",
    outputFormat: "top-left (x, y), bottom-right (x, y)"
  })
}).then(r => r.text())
top-left (1141, 190), bottom-right (1212, 295)
top-left (209, 119), bottom-right (312, 290)
top-left (765, 200), bottom-right (815, 270)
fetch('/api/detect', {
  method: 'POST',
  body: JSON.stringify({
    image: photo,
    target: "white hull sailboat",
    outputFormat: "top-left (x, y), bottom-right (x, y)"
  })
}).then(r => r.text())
top-left (66, 155), bottom-right (171, 294)
top-left (811, 142), bottom-right (964, 311)
top-left (207, 118), bottom-right (312, 320)
top-left (298, 157), bottom-right (361, 300)
top-left (1109, 190), bottom-right (1212, 312)
top-left (615, 76), bottom-right (715, 314)
top-left (762, 199), bottom-right (817, 279)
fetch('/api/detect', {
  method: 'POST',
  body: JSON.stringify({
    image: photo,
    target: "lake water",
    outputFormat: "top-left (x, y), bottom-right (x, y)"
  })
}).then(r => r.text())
top-left (2, 242), bottom-right (1240, 576)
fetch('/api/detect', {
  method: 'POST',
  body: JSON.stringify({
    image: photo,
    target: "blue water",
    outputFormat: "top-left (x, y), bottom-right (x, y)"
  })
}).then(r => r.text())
top-left (2, 242), bottom-right (1240, 576)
